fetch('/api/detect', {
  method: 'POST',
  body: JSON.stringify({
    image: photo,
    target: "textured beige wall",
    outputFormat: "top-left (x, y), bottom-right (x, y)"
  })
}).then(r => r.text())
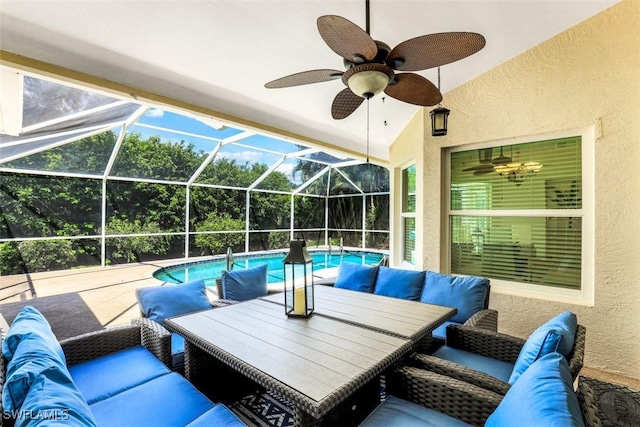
top-left (391, 0), bottom-right (640, 379)
top-left (389, 112), bottom-right (425, 267)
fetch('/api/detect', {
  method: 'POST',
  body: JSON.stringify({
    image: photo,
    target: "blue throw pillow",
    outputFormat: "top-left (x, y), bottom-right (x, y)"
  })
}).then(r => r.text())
top-left (540, 311), bottom-right (578, 356)
top-left (334, 262), bottom-right (378, 292)
top-left (486, 352), bottom-right (584, 427)
top-left (373, 267), bottom-right (425, 301)
top-left (2, 306), bottom-right (65, 363)
top-left (221, 264), bottom-right (268, 301)
top-left (508, 311), bottom-right (578, 384)
top-left (137, 279), bottom-right (212, 324)
top-left (3, 350), bottom-right (68, 413)
top-left (421, 272), bottom-right (489, 323)
top-left (15, 363), bottom-right (97, 427)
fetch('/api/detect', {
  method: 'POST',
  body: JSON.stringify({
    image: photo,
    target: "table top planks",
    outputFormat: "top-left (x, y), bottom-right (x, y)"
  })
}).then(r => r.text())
top-left (165, 299), bottom-right (411, 406)
top-left (261, 285), bottom-right (457, 341)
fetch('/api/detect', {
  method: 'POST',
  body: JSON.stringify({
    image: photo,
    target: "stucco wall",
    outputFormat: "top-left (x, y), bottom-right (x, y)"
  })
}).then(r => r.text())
top-left (391, 0), bottom-right (640, 379)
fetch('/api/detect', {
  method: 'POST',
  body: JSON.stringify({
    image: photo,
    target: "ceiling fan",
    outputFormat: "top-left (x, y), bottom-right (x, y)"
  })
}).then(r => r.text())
top-left (265, 1), bottom-right (486, 120)
top-left (462, 146), bottom-right (513, 175)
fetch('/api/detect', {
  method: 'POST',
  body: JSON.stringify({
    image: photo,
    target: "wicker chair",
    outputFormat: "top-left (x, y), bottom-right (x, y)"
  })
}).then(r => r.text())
top-left (361, 363), bottom-right (602, 427)
top-left (408, 322), bottom-right (586, 395)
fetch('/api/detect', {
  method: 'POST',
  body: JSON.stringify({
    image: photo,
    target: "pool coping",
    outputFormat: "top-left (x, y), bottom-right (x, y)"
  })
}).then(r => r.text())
top-left (152, 247), bottom-right (388, 286)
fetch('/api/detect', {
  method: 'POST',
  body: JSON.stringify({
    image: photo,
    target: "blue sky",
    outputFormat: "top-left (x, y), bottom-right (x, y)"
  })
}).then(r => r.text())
top-left (133, 108), bottom-right (307, 184)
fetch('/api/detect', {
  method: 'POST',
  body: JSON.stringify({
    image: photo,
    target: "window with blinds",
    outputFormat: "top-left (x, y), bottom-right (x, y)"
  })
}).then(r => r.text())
top-left (402, 164), bottom-right (416, 264)
top-left (449, 136), bottom-right (582, 290)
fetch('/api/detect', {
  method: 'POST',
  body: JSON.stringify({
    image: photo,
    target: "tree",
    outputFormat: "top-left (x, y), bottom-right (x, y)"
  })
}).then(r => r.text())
top-left (106, 218), bottom-right (170, 263)
top-left (17, 239), bottom-right (77, 272)
top-left (195, 212), bottom-right (245, 255)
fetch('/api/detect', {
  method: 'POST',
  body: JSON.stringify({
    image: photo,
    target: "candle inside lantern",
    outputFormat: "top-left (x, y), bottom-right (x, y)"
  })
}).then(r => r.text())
top-left (293, 286), bottom-right (306, 315)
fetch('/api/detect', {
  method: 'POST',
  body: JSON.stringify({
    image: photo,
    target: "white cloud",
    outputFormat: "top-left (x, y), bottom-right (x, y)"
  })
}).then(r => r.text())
top-left (278, 162), bottom-right (301, 183)
top-left (147, 108), bottom-right (164, 118)
top-left (217, 150), bottom-right (263, 164)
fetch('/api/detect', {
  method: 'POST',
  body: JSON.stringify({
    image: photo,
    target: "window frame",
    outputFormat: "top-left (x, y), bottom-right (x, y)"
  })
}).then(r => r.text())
top-left (444, 127), bottom-right (595, 306)
top-left (401, 163), bottom-right (417, 266)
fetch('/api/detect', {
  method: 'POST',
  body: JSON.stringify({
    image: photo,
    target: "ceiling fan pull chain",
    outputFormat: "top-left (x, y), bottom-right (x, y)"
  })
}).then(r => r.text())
top-left (366, 97), bottom-right (370, 163)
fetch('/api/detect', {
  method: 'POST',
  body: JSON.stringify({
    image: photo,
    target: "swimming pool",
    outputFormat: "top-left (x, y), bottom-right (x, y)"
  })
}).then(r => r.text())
top-left (153, 249), bottom-right (386, 287)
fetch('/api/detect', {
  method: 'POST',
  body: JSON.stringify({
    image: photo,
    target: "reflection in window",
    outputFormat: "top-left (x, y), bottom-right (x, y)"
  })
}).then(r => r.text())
top-left (449, 136), bottom-right (583, 290)
top-left (401, 164), bottom-right (416, 264)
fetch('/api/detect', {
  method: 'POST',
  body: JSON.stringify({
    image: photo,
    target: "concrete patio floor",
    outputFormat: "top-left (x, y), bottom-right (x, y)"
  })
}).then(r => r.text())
top-left (1, 259), bottom-right (638, 391)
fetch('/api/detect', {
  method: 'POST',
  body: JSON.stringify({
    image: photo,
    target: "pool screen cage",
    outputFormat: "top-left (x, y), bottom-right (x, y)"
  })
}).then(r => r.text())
top-left (0, 72), bottom-right (390, 277)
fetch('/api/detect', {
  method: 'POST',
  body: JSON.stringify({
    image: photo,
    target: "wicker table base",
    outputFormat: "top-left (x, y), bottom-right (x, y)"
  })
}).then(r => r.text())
top-left (579, 376), bottom-right (640, 427)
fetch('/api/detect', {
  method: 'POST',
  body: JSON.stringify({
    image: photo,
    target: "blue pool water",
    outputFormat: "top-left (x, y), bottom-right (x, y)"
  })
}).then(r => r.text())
top-left (153, 250), bottom-right (386, 287)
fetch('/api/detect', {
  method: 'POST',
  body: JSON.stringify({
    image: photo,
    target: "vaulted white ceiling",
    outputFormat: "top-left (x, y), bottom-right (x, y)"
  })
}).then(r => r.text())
top-left (0, 0), bottom-right (619, 162)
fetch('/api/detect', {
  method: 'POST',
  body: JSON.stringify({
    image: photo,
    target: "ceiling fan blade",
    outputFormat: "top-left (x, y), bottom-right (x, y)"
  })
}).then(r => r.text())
top-left (265, 69), bottom-right (343, 89)
top-left (462, 164), bottom-right (495, 175)
top-left (331, 88), bottom-right (364, 120)
top-left (317, 15), bottom-right (377, 63)
top-left (384, 73), bottom-right (442, 106)
top-left (387, 32), bottom-right (486, 71)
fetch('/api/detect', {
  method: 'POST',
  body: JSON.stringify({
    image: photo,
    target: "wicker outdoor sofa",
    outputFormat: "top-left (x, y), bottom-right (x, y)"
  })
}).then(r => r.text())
top-left (0, 308), bottom-right (246, 427)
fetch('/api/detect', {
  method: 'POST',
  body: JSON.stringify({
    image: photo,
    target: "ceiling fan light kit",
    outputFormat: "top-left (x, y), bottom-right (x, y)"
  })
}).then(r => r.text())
top-left (343, 63), bottom-right (394, 98)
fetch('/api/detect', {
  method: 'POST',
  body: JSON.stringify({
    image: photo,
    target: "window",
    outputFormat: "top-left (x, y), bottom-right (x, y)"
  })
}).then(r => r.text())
top-left (401, 164), bottom-right (416, 264)
top-left (447, 132), bottom-right (593, 303)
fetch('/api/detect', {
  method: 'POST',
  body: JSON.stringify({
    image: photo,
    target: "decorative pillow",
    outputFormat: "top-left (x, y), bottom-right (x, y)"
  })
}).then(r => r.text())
top-left (421, 272), bottom-right (489, 323)
top-left (486, 352), bottom-right (584, 427)
top-left (3, 353), bottom-right (67, 413)
top-left (137, 279), bottom-right (212, 325)
top-left (508, 311), bottom-right (578, 384)
top-left (2, 306), bottom-right (65, 363)
top-left (221, 264), bottom-right (268, 301)
top-left (540, 311), bottom-right (578, 356)
top-left (334, 262), bottom-right (378, 293)
top-left (16, 363), bottom-right (97, 427)
top-left (373, 267), bottom-right (425, 301)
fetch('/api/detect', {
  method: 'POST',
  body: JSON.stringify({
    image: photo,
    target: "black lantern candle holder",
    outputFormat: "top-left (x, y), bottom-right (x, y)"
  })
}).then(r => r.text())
top-left (283, 239), bottom-right (314, 318)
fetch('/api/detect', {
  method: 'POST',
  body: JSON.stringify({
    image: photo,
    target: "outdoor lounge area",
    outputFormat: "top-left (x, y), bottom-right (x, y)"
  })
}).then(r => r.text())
top-left (1, 0), bottom-right (640, 426)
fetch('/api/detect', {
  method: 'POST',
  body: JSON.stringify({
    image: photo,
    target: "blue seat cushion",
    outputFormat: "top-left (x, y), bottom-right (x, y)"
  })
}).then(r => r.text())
top-left (359, 395), bottom-right (472, 427)
top-left (15, 363), bottom-right (97, 427)
top-left (486, 352), bottom-right (584, 427)
top-left (186, 403), bottom-right (247, 427)
top-left (508, 311), bottom-right (577, 384)
top-left (373, 267), bottom-right (425, 301)
top-left (431, 321), bottom-right (459, 341)
top-left (137, 279), bottom-right (212, 325)
top-left (221, 264), bottom-right (268, 301)
top-left (433, 346), bottom-right (514, 383)
top-left (171, 333), bottom-right (185, 367)
top-left (334, 262), bottom-right (378, 292)
top-left (2, 306), bottom-right (65, 363)
top-left (421, 272), bottom-right (489, 323)
top-left (68, 345), bottom-right (171, 405)
top-left (89, 372), bottom-right (216, 427)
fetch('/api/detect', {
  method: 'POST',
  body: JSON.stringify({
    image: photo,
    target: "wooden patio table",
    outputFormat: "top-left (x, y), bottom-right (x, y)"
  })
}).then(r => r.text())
top-left (165, 299), bottom-right (413, 426)
top-left (261, 284), bottom-right (457, 345)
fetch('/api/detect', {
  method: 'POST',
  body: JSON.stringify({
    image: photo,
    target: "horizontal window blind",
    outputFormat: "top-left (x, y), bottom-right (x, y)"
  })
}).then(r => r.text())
top-left (449, 137), bottom-right (582, 290)
top-left (403, 217), bottom-right (416, 264)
